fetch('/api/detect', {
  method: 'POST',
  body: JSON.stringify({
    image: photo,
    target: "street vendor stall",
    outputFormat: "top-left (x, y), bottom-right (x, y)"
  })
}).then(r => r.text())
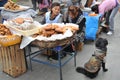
top-left (0, 0), bottom-right (37, 22)
top-left (0, 1), bottom-right (84, 79)
top-left (1, 15), bottom-right (82, 80)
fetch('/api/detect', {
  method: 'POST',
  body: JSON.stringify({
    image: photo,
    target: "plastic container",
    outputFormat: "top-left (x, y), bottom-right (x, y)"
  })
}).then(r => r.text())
top-left (54, 46), bottom-right (62, 51)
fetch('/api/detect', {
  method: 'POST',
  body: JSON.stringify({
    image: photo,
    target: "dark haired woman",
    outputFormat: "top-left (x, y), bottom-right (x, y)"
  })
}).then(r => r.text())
top-left (63, 5), bottom-right (86, 52)
top-left (76, 38), bottom-right (108, 79)
top-left (66, 5), bottom-right (86, 33)
top-left (41, 2), bottom-right (63, 24)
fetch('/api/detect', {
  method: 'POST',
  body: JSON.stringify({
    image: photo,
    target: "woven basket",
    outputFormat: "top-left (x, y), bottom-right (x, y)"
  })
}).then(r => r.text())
top-left (32, 35), bottom-right (75, 48)
top-left (0, 35), bottom-right (21, 47)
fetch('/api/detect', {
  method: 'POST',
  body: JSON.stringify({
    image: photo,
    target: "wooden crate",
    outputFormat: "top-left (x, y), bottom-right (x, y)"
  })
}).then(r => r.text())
top-left (0, 44), bottom-right (27, 77)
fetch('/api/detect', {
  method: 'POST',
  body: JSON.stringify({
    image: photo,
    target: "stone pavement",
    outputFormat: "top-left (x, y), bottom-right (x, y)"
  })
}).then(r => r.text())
top-left (0, 0), bottom-right (120, 80)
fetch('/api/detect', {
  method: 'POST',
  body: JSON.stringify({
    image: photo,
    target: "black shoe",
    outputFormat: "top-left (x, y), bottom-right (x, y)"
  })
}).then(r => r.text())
top-left (103, 68), bottom-right (108, 72)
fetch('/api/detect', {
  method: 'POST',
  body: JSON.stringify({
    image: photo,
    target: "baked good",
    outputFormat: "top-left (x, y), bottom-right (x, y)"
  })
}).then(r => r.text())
top-left (4, 0), bottom-right (20, 10)
top-left (14, 18), bottom-right (24, 24)
top-left (0, 24), bottom-right (12, 35)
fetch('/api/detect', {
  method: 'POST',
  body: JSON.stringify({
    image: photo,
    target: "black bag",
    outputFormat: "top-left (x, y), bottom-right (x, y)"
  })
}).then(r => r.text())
top-left (49, 51), bottom-right (67, 60)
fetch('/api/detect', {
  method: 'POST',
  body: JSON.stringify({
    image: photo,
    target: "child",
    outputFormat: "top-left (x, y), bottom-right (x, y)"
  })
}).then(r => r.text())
top-left (76, 38), bottom-right (108, 79)
top-left (66, 5), bottom-right (86, 33)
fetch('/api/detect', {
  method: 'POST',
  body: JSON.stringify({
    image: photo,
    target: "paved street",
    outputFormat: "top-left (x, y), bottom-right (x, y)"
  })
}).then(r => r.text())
top-left (0, 0), bottom-right (120, 80)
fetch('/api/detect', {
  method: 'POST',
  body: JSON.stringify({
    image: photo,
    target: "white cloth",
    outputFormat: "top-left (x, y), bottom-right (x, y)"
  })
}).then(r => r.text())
top-left (1, 8), bottom-right (37, 20)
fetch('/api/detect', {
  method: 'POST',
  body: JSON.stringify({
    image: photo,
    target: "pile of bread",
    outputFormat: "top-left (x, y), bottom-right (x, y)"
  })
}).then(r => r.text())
top-left (33, 23), bottom-right (79, 38)
top-left (4, 0), bottom-right (20, 10)
top-left (7, 17), bottom-right (34, 30)
top-left (0, 24), bottom-right (12, 36)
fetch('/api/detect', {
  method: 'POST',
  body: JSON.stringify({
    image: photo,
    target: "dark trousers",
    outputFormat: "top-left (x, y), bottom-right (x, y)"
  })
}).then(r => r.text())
top-left (31, 0), bottom-right (39, 10)
top-left (104, 10), bottom-right (112, 25)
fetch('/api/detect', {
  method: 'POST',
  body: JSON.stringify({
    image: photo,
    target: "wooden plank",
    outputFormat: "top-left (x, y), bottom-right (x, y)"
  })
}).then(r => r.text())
top-left (10, 45), bottom-right (16, 77)
top-left (20, 48), bottom-right (27, 73)
top-left (0, 47), bottom-right (4, 71)
top-left (7, 46), bottom-right (12, 76)
top-left (15, 44), bottom-right (22, 76)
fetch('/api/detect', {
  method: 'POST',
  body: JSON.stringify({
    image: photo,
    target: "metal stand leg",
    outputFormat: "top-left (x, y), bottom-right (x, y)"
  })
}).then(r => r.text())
top-left (27, 45), bottom-right (33, 71)
top-left (74, 51), bottom-right (77, 67)
top-left (23, 48), bottom-right (28, 70)
top-left (58, 51), bottom-right (63, 80)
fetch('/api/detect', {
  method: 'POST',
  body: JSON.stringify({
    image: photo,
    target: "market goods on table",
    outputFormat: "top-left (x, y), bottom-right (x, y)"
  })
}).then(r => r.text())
top-left (0, 23), bottom-right (21, 47)
top-left (32, 23), bottom-right (79, 38)
top-left (0, 24), bottom-right (12, 35)
top-left (31, 23), bottom-right (79, 48)
top-left (0, 35), bottom-right (21, 47)
top-left (3, 0), bottom-right (29, 12)
top-left (8, 17), bottom-right (34, 30)
top-left (6, 17), bottom-right (41, 36)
